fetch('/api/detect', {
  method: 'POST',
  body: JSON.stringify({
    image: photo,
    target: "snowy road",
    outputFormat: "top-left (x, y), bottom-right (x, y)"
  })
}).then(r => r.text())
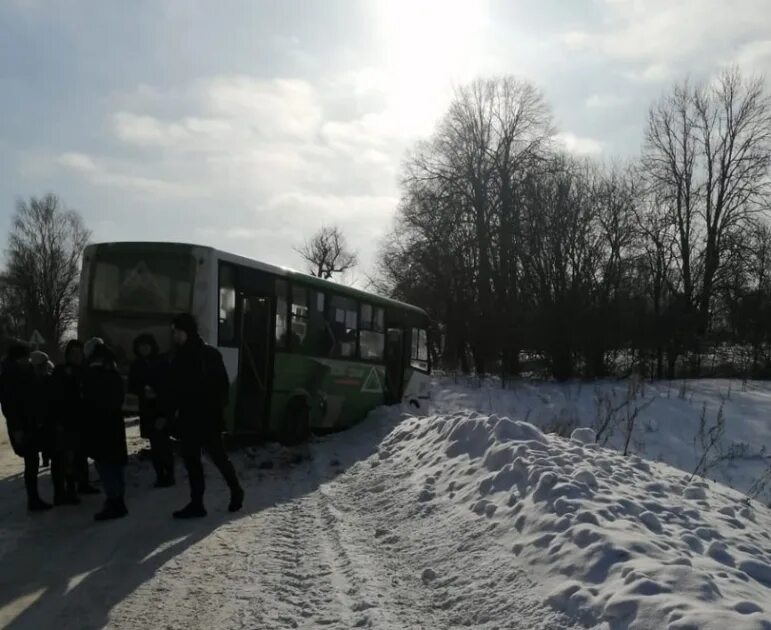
top-left (0, 411), bottom-right (572, 630)
top-left (4, 382), bottom-right (770, 629)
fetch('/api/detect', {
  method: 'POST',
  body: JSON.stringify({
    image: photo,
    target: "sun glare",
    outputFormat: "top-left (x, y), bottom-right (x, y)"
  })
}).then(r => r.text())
top-left (373, 0), bottom-right (491, 137)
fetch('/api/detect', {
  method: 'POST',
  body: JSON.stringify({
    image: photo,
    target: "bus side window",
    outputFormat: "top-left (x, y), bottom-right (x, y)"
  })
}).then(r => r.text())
top-left (328, 295), bottom-right (358, 358)
top-left (303, 291), bottom-right (328, 355)
top-left (291, 285), bottom-right (309, 349)
top-left (275, 280), bottom-right (288, 349)
top-left (360, 304), bottom-right (385, 361)
top-left (218, 264), bottom-right (237, 346)
top-left (410, 328), bottom-right (429, 371)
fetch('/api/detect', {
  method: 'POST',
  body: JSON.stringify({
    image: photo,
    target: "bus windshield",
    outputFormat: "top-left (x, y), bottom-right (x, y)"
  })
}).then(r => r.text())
top-left (90, 249), bottom-right (195, 314)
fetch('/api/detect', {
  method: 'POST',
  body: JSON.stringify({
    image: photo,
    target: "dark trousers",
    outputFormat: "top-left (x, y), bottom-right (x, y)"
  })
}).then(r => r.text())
top-left (150, 431), bottom-right (174, 482)
top-left (94, 461), bottom-right (125, 501)
top-left (23, 452), bottom-right (40, 502)
top-left (50, 451), bottom-right (74, 499)
top-left (182, 431), bottom-right (240, 506)
top-left (74, 444), bottom-right (91, 486)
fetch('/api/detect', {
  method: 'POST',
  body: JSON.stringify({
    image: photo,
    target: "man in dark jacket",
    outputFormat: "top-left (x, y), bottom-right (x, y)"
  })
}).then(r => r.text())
top-left (0, 343), bottom-right (52, 511)
top-left (56, 340), bottom-right (99, 495)
top-left (82, 339), bottom-right (128, 521)
top-left (29, 350), bottom-right (71, 506)
top-left (166, 313), bottom-right (243, 518)
top-left (50, 340), bottom-right (87, 504)
top-left (129, 333), bottom-right (174, 488)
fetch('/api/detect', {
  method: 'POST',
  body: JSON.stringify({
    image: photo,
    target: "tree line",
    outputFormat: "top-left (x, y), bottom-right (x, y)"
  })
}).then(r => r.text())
top-left (377, 68), bottom-right (771, 380)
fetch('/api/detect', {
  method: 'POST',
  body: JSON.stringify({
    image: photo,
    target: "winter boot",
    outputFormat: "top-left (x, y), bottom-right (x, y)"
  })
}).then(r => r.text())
top-left (173, 502), bottom-right (207, 519)
top-left (78, 482), bottom-right (100, 495)
top-left (54, 492), bottom-right (81, 506)
top-left (28, 497), bottom-right (53, 512)
top-left (228, 486), bottom-right (245, 513)
top-left (94, 499), bottom-right (128, 521)
top-left (68, 480), bottom-right (81, 503)
top-left (154, 476), bottom-right (176, 488)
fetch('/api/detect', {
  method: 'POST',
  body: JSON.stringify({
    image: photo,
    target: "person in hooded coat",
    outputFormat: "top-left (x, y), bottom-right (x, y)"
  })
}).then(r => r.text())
top-left (129, 333), bottom-right (174, 487)
top-left (29, 350), bottom-right (70, 505)
top-left (50, 340), bottom-right (89, 503)
top-left (0, 343), bottom-right (53, 511)
top-left (82, 339), bottom-right (128, 521)
top-left (165, 313), bottom-right (243, 519)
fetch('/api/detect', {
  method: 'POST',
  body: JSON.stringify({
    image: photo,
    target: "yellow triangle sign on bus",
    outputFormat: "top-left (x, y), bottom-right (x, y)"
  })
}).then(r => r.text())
top-left (361, 367), bottom-right (383, 393)
top-left (29, 329), bottom-right (46, 346)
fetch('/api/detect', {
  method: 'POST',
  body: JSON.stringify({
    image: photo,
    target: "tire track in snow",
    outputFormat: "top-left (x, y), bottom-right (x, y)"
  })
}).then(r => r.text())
top-left (312, 455), bottom-right (451, 629)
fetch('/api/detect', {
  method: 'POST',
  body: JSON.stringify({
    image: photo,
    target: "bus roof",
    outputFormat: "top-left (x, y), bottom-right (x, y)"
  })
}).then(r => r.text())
top-left (87, 241), bottom-right (429, 320)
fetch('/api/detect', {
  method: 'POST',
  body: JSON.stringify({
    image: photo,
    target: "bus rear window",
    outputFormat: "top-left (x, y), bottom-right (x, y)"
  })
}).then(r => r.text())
top-left (91, 251), bottom-right (195, 314)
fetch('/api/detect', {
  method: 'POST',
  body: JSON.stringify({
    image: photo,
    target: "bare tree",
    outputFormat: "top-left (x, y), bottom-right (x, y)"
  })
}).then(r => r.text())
top-left (643, 79), bottom-right (700, 312)
top-left (296, 225), bottom-right (358, 280)
top-left (643, 68), bottom-right (771, 338)
top-left (386, 76), bottom-right (555, 375)
top-left (693, 68), bottom-right (771, 331)
top-left (1, 194), bottom-right (90, 355)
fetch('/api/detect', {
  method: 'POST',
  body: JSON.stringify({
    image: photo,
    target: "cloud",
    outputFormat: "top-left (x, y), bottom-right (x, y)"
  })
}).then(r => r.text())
top-left (559, 0), bottom-right (769, 78)
top-left (624, 63), bottom-right (673, 84)
top-left (113, 113), bottom-right (232, 148)
top-left (732, 39), bottom-right (771, 74)
top-left (57, 152), bottom-right (199, 198)
top-left (555, 132), bottom-right (604, 156)
top-left (585, 93), bottom-right (629, 109)
top-left (58, 152), bottom-right (98, 172)
top-left (51, 73), bottom-right (411, 270)
top-left (112, 77), bottom-right (323, 149)
top-left (203, 77), bottom-right (322, 140)
top-left (266, 191), bottom-right (397, 223)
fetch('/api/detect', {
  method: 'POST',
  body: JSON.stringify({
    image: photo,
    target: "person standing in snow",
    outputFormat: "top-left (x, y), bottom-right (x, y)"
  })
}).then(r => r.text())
top-left (60, 339), bottom-right (100, 495)
top-left (50, 340), bottom-right (89, 504)
top-left (165, 313), bottom-right (243, 519)
top-left (82, 339), bottom-right (129, 521)
top-left (0, 344), bottom-right (53, 511)
top-left (29, 350), bottom-right (71, 506)
top-left (129, 333), bottom-right (174, 488)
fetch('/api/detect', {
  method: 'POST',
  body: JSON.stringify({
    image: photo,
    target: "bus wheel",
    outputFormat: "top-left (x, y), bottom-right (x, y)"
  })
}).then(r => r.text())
top-left (280, 397), bottom-right (310, 446)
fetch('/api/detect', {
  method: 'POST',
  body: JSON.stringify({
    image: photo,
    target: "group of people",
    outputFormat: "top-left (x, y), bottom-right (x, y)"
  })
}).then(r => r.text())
top-left (0, 313), bottom-right (244, 522)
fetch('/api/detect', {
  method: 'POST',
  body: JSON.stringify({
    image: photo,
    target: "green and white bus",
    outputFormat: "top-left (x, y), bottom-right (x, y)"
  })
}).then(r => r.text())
top-left (78, 242), bottom-right (431, 442)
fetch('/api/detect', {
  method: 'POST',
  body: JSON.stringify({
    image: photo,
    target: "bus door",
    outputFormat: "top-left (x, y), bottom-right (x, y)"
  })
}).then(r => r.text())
top-left (235, 294), bottom-right (273, 434)
top-left (384, 327), bottom-right (405, 404)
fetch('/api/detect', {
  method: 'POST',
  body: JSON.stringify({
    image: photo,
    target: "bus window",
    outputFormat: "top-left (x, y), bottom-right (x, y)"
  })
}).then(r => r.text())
top-left (329, 295), bottom-right (357, 358)
top-left (91, 251), bottom-right (194, 314)
top-left (275, 280), bottom-right (288, 348)
top-left (360, 305), bottom-right (385, 360)
top-left (291, 286), bottom-right (309, 346)
top-left (300, 290), bottom-right (327, 355)
top-left (218, 264), bottom-right (237, 345)
top-left (410, 328), bottom-right (429, 371)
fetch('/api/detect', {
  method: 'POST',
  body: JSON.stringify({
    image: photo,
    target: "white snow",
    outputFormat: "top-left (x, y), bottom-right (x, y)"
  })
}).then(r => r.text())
top-left (434, 377), bottom-right (771, 504)
top-left (0, 378), bottom-right (770, 629)
top-left (571, 427), bottom-right (597, 444)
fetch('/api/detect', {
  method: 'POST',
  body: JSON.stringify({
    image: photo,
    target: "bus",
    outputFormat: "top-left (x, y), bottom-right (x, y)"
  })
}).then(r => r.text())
top-left (77, 242), bottom-right (431, 443)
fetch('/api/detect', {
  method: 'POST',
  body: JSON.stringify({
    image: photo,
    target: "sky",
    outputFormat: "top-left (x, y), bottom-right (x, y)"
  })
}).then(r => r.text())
top-left (1, 0), bottom-right (770, 279)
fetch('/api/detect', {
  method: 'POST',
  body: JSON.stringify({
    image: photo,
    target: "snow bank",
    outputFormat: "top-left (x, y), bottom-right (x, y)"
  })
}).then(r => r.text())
top-left (433, 378), bottom-right (771, 505)
top-left (378, 410), bottom-right (771, 629)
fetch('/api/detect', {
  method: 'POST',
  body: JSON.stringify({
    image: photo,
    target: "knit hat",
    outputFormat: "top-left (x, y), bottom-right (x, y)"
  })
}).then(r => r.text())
top-left (133, 333), bottom-right (159, 357)
top-left (64, 339), bottom-right (84, 360)
top-left (171, 313), bottom-right (198, 337)
top-left (83, 337), bottom-right (104, 360)
top-left (30, 350), bottom-right (49, 367)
